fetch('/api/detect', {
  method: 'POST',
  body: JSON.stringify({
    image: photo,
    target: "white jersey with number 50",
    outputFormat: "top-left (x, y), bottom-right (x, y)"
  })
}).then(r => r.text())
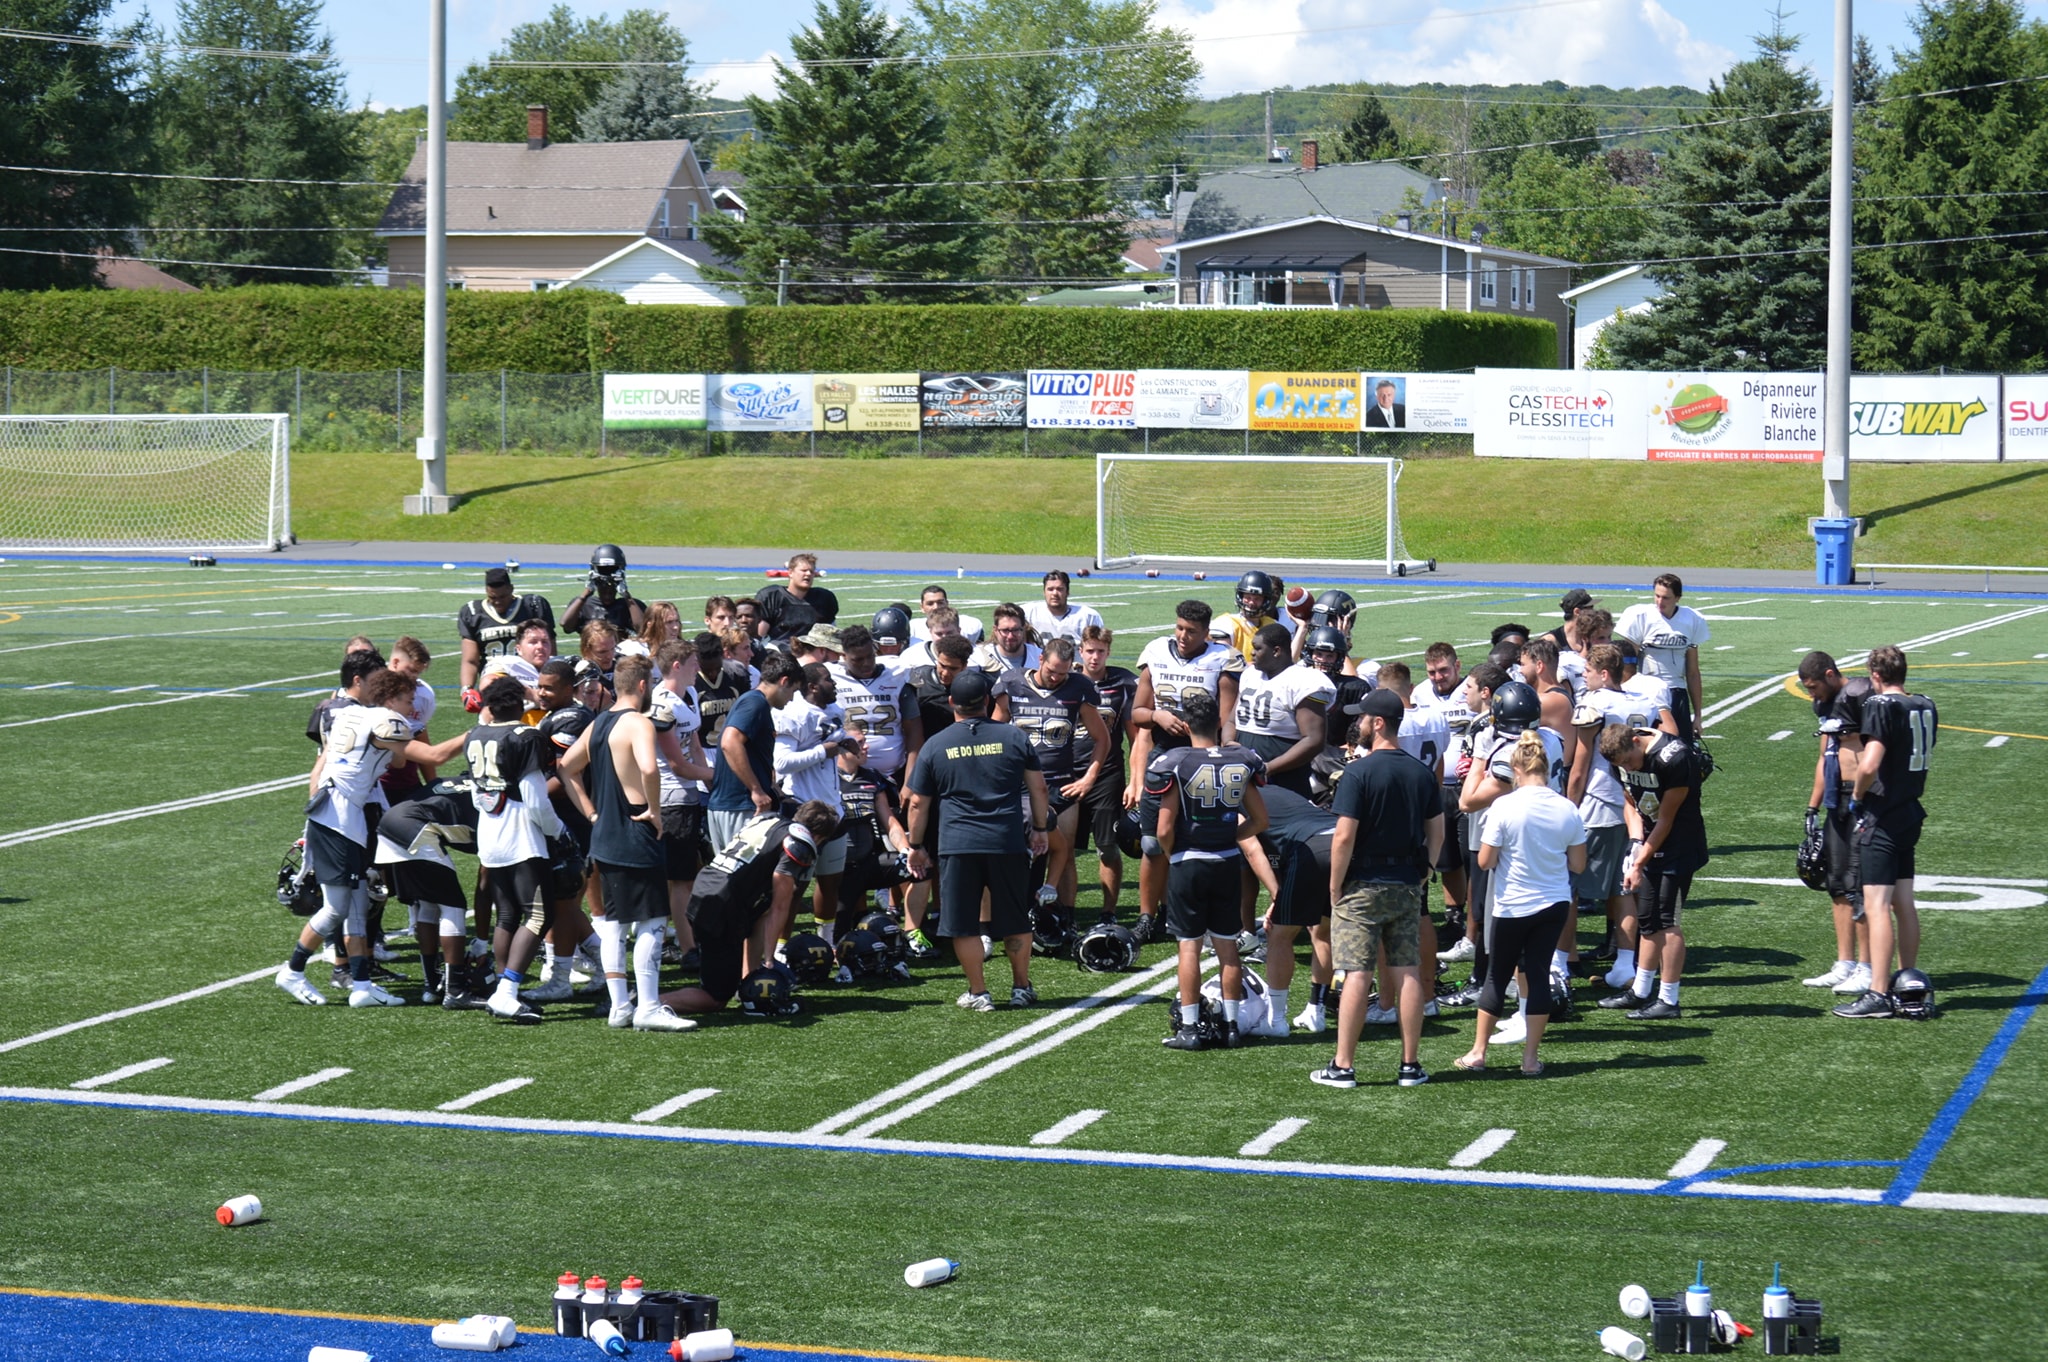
top-left (829, 662), bottom-right (916, 776)
top-left (1137, 637), bottom-right (1245, 715)
top-left (1235, 662), bottom-right (1334, 740)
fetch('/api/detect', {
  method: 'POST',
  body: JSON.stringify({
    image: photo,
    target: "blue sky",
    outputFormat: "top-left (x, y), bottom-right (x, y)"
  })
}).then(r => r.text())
top-left (104, 0), bottom-right (2045, 109)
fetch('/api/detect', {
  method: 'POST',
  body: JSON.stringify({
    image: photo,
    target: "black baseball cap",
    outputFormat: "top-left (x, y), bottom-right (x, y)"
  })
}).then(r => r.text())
top-left (1559, 588), bottom-right (1595, 615)
top-left (1357, 688), bottom-right (1406, 726)
top-left (949, 670), bottom-right (992, 707)
top-left (483, 567), bottom-right (512, 588)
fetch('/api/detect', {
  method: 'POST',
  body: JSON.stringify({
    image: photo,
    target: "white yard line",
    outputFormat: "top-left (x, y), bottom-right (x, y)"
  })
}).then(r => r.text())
top-left (1239, 1118), bottom-right (1309, 1157)
top-left (20, 681), bottom-right (73, 690)
top-left (0, 670), bottom-right (333, 729)
top-left (438, 1078), bottom-right (534, 1112)
top-left (1030, 1109), bottom-right (1109, 1146)
top-left (1987, 736), bottom-right (2010, 748)
top-left (1667, 1138), bottom-right (1727, 1179)
top-left (252, 1068), bottom-right (353, 1103)
top-left (1767, 730), bottom-right (1793, 741)
top-left (0, 611), bottom-right (445, 656)
top-left (1449, 1128), bottom-right (1517, 1168)
top-left (0, 967), bottom-right (275, 1054)
top-left (0, 776), bottom-right (302, 849)
top-left (631, 1088), bottom-right (721, 1124)
top-left (806, 954), bottom-right (1183, 1135)
top-left (70, 1057), bottom-right (174, 1090)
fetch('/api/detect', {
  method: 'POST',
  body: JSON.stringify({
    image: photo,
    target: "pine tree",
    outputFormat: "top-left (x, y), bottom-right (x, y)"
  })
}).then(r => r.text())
top-left (695, 0), bottom-right (974, 304)
top-left (0, 1), bottom-right (153, 289)
top-left (1330, 93), bottom-right (1401, 163)
top-left (451, 6), bottom-right (690, 143)
top-left (147, 0), bottom-right (364, 286)
top-left (581, 57), bottom-right (705, 142)
top-left (977, 62), bottom-right (1127, 287)
top-left (1853, 0), bottom-right (2048, 371)
top-left (1603, 27), bottom-right (1832, 370)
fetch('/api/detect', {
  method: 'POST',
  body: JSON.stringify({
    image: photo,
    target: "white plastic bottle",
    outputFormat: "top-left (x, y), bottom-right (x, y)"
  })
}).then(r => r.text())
top-left (429, 1320), bottom-right (501, 1352)
top-left (582, 1276), bottom-right (610, 1307)
top-left (1764, 1263), bottom-right (1792, 1320)
top-left (587, 1318), bottom-right (628, 1358)
top-left (903, 1258), bottom-right (958, 1288)
top-left (1685, 1261), bottom-right (1714, 1317)
top-left (554, 1274), bottom-right (584, 1337)
top-left (465, 1316), bottom-right (518, 1349)
top-left (616, 1276), bottom-right (643, 1307)
top-left (216, 1195), bottom-right (262, 1227)
top-left (679, 1327), bottom-right (736, 1362)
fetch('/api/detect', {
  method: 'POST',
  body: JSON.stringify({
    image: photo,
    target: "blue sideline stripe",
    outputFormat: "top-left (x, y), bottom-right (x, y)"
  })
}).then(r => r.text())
top-left (1885, 956), bottom-right (2048, 1206)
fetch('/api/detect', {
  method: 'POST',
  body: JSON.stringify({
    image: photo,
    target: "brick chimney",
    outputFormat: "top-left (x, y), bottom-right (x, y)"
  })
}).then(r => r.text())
top-left (1301, 139), bottom-right (1319, 172)
top-left (526, 105), bottom-right (549, 150)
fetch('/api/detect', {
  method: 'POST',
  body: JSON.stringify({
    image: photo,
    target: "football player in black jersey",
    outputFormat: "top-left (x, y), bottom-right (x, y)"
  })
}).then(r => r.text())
top-left (562, 544), bottom-right (648, 637)
top-left (1598, 722), bottom-right (1708, 1021)
top-left (1835, 645), bottom-right (1938, 1019)
top-left (1796, 650), bottom-right (1874, 995)
top-left (992, 637), bottom-right (1109, 910)
top-left (834, 722), bottom-right (915, 919)
top-left (456, 567), bottom-right (554, 709)
top-left (1077, 625), bottom-right (1139, 921)
top-left (754, 552), bottom-right (839, 644)
top-left (1148, 690), bottom-right (1276, 1050)
top-left (533, 657), bottom-right (601, 994)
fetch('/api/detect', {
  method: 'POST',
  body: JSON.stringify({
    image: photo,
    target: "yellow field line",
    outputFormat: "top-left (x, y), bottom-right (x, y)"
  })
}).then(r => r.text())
top-left (0, 587), bottom-right (309, 608)
top-left (0, 1283), bottom-right (1025, 1361)
top-left (0, 612), bottom-right (19, 627)
top-left (1941, 723), bottom-right (2048, 742)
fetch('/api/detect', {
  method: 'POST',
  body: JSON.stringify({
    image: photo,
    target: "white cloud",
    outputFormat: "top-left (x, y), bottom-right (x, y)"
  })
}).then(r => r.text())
top-left (702, 50), bottom-right (789, 101)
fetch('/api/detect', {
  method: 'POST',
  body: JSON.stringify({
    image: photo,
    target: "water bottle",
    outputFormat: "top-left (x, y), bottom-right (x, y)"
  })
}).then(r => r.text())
top-left (678, 1328), bottom-right (735, 1362)
top-left (1764, 1263), bottom-right (1791, 1320)
top-left (555, 1274), bottom-right (585, 1337)
top-left (1598, 1327), bottom-right (1646, 1361)
top-left (466, 1316), bottom-right (517, 1349)
top-left (587, 1318), bottom-right (628, 1358)
top-left (582, 1276), bottom-right (610, 1307)
top-left (903, 1258), bottom-right (958, 1288)
top-left (308, 1350), bottom-right (372, 1362)
top-left (1618, 1283), bottom-right (1651, 1319)
top-left (429, 1320), bottom-right (501, 1352)
top-left (216, 1194), bottom-right (262, 1227)
top-left (617, 1276), bottom-right (643, 1307)
top-left (1685, 1261), bottom-right (1713, 1317)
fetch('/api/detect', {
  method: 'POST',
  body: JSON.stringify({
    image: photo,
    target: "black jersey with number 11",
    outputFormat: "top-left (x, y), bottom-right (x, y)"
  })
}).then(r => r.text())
top-left (1861, 692), bottom-right (1938, 814)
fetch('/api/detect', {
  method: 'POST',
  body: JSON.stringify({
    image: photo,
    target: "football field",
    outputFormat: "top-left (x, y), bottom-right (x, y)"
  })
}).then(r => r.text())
top-left (1, 558), bottom-right (2046, 1362)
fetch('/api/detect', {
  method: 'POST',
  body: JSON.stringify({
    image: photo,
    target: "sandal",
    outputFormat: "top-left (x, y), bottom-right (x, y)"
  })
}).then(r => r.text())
top-left (1519, 1061), bottom-right (1546, 1078)
top-left (1452, 1054), bottom-right (1487, 1073)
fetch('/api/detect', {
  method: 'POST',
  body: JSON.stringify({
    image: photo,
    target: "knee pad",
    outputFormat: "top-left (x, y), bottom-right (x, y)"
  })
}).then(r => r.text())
top-left (1140, 835), bottom-right (1162, 859)
top-left (435, 902), bottom-right (468, 936)
top-left (308, 902), bottom-right (345, 937)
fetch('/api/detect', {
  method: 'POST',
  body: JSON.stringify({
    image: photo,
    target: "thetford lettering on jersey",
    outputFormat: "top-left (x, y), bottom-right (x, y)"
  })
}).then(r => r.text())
top-left (456, 595), bottom-right (552, 657)
top-left (829, 663), bottom-right (915, 775)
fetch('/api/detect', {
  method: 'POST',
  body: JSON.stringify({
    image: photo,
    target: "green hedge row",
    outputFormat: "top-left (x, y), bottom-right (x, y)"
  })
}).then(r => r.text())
top-left (0, 288), bottom-right (1558, 374)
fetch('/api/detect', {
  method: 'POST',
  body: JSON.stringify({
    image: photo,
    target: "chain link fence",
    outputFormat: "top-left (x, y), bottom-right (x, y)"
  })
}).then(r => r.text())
top-left (0, 367), bottom-right (1472, 458)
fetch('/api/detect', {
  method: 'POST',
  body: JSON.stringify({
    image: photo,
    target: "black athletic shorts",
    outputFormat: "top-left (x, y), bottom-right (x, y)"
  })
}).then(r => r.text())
top-left (1166, 856), bottom-right (1243, 940)
top-left (304, 819), bottom-right (369, 887)
top-left (1636, 870), bottom-right (1693, 936)
top-left (1435, 796), bottom-right (1466, 875)
top-left (1079, 772), bottom-right (1126, 864)
top-left (698, 930), bottom-right (745, 1006)
top-left (486, 857), bottom-right (552, 935)
top-left (1244, 732), bottom-right (1313, 798)
top-left (383, 859), bottom-right (467, 910)
top-left (936, 852), bottom-right (1031, 941)
top-left (1271, 840), bottom-right (1332, 928)
top-left (1823, 801), bottom-right (1862, 901)
top-left (597, 860), bottom-right (668, 925)
top-left (1858, 804), bottom-right (1923, 886)
top-left (661, 803), bottom-right (707, 881)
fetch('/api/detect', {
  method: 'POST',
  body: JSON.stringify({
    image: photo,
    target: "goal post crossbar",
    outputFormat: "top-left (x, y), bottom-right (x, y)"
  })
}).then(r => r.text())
top-left (1095, 453), bottom-right (1431, 576)
top-left (0, 413), bottom-right (291, 553)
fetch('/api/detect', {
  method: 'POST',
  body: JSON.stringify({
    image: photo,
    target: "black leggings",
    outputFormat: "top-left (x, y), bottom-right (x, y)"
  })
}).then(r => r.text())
top-left (1476, 900), bottom-right (1570, 1017)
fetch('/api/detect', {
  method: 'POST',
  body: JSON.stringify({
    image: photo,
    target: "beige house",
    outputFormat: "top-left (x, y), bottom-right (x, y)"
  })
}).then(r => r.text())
top-left (1164, 215), bottom-right (1575, 367)
top-left (377, 106), bottom-right (729, 293)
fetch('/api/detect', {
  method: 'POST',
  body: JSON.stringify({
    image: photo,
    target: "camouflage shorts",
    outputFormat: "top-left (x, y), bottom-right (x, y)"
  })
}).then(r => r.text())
top-left (1332, 879), bottom-right (1425, 971)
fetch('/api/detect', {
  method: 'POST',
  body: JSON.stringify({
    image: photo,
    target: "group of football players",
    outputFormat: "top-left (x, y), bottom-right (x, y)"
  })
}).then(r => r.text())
top-left (276, 547), bottom-right (1939, 1075)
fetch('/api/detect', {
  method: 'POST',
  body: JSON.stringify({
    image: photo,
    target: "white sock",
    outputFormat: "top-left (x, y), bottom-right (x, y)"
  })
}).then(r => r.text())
top-left (1659, 979), bottom-right (1680, 1006)
top-left (818, 920), bottom-right (836, 948)
top-left (1633, 965), bottom-right (1655, 997)
top-left (1615, 948), bottom-right (1637, 974)
top-left (1222, 998), bottom-right (1240, 1023)
top-left (593, 917), bottom-right (630, 1008)
top-left (491, 974), bottom-right (517, 1002)
top-left (1551, 949), bottom-right (1571, 976)
top-left (1270, 985), bottom-right (1290, 1018)
top-left (1179, 1002), bottom-right (1199, 1027)
top-left (1840, 959), bottom-right (1859, 972)
top-left (542, 940), bottom-right (560, 975)
top-left (633, 927), bottom-right (664, 1011)
top-left (1516, 997), bottom-right (1530, 1020)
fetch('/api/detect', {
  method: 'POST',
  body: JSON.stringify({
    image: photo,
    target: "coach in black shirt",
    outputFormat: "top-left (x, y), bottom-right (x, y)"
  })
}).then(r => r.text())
top-left (906, 671), bottom-right (1050, 1012)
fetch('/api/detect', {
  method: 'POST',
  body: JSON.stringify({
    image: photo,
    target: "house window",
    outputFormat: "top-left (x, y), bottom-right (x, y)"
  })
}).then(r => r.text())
top-left (687, 202), bottom-right (700, 241)
top-left (1509, 268), bottom-right (1520, 308)
top-left (1197, 268), bottom-right (1286, 306)
top-left (1525, 270), bottom-right (1539, 310)
top-left (654, 199), bottom-right (670, 239)
top-left (1479, 261), bottom-right (1497, 305)
top-left (530, 279), bottom-right (552, 292)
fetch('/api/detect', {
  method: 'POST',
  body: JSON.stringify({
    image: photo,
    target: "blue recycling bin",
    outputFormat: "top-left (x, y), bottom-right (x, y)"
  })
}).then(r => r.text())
top-left (1813, 517), bottom-right (1857, 586)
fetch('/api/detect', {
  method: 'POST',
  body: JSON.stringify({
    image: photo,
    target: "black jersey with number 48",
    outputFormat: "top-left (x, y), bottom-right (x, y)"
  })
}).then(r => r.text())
top-left (1145, 743), bottom-right (1267, 860)
top-left (1861, 692), bottom-right (1938, 814)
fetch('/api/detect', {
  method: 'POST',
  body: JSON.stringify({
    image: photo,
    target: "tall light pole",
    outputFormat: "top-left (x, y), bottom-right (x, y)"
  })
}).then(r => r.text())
top-left (406, 0), bottom-right (453, 515)
top-left (1822, 0), bottom-right (1854, 523)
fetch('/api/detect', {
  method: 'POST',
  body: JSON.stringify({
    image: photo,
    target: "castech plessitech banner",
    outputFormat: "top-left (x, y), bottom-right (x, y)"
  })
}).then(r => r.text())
top-left (1473, 369), bottom-right (1646, 459)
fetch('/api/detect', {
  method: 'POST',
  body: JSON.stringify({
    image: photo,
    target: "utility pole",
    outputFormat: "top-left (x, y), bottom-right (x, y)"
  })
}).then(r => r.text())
top-left (405, 0), bottom-right (452, 515)
top-left (777, 258), bottom-right (790, 306)
top-left (1815, 0), bottom-right (1856, 581)
top-left (1264, 92), bottom-right (1273, 161)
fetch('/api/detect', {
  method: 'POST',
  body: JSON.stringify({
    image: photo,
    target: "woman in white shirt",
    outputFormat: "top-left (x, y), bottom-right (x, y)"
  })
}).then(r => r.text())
top-left (1457, 731), bottom-right (1587, 1077)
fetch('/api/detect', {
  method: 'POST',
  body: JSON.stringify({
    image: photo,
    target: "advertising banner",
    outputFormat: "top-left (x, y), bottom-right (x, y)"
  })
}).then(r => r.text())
top-left (602, 373), bottom-right (706, 430)
top-left (921, 372), bottom-right (1027, 429)
top-left (1133, 369), bottom-right (1247, 429)
top-left (1850, 374), bottom-right (2001, 462)
top-left (707, 374), bottom-right (812, 432)
top-left (1643, 373), bottom-right (1824, 462)
top-left (2005, 376), bottom-right (2048, 461)
top-left (1248, 372), bottom-right (1361, 431)
top-left (1360, 373), bottom-right (1475, 434)
top-left (1474, 369), bottom-right (1647, 459)
top-left (1027, 370), bottom-right (1138, 428)
top-left (813, 373), bottom-right (921, 432)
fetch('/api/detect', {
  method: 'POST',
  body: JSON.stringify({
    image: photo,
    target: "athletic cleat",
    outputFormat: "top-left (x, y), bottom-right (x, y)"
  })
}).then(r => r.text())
top-left (833, 965), bottom-right (855, 985)
top-left (679, 947), bottom-right (701, 973)
top-left (1437, 936), bottom-right (1475, 963)
top-left (1422, 998), bottom-right (1441, 1018)
top-left (440, 988), bottom-right (488, 1011)
top-left (633, 1005), bottom-right (697, 1033)
top-left (1131, 913), bottom-right (1164, 946)
top-left (368, 962), bottom-right (410, 985)
top-left (1396, 1061), bottom-right (1430, 1087)
top-left (1598, 988), bottom-right (1650, 1010)
top-left (608, 1001), bottom-right (637, 1028)
top-left (1011, 984), bottom-right (1038, 1008)
top-left (371, 939), bottom-right (401, 962)
top-left (485, 993), bottom-right (543, 1024)
top-left (1309, 1063), bottom-right (1357, 1088)
top-left (1294, 1002), bottom-right (1327, 1034)
top-left (1832, 964), bottom-right (1875, 995)
top-left (1162, 1021), bottom-right (1205, 1050)
top-left (1584, 942), bottom-right (1618, 965)
top-left (1803, 961), bottom-right (1855, 988)
top-left (1833, 990), bottom-right (1896, 1020)
top-left (1253, 1010), bottom-right (1291, 1038)
top-left (522, 973), bottom-right (574, 1003)
top-left (275, 967), bottom-right (326, 1006)
top-left (1218, 1020), bottom-right (1244, 1049)
top-left (1234, 929), bottom-right (1260, 958)
top-left (419, 974), bottom-right (442, 1006)
top-left (905, 929), bottom-right (939, 960)
top-left (348, 982), bottom-right (405, 1008)
top-left (1439, 982), bottom-right (1484, 1008)
top-left (1626, 998), bottom-right (1682, 1021)
top-left (1363, 1004), bottom-right (1397, 1025)
top-left (956, 990), bottom-right (995, 1013)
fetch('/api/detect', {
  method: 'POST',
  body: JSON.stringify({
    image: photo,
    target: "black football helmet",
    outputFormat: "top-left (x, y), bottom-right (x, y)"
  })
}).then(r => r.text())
top-left (1236, 570), bottom-right (1276, 617)
top-left (1892, 968), bottom-right (1936, 1020)
top-left (855, 910), bottom-right (908, 963)
top-left (1031, 903), bottom-right (1077, 958)
top-left (276, 841), bottom-right (320, 916)
top-left (783, 930), bottom-right (835, 986)
top-left (1304, 625), bottom-right (1349, 676)
top-left (1310, 589), bottom-right (1355, 628)
top-left (1114, 807), bottom-right (1144, 860)
top-left (836, 928), bottom-right (893, 978)
top-left (590, 543), bottom-right (626, 575)
top-left (1076, 921), bottom-right (1140, 973)
top-left (871, 604), bottom-right (913, 649)
top-left (1796, 811), bottom-right (1829, 892)
top-left (543, 834), bottom-right (587, 902)
top-left (1489, 681), bottom-right (1542, 736)
top-left (738, 967), bottom-right (797, 1017)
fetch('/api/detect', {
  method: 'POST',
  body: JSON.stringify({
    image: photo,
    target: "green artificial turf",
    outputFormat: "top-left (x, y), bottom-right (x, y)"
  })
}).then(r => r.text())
top-left (3, 563), bottom-right (2047, 1360)
top-left (285, 451), bottom-right (2048, 570)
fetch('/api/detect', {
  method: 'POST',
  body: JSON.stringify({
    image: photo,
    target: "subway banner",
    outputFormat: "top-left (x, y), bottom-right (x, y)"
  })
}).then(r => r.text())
top-left (1850, 374), bottom-right (2001, 462)
top-left (1248, 371), bottom-right (1361, 431)
top-left (2005, 376), bottom-right (2048, 461)
top-left (707, 374), bottom-right (813, 432)
top-left (813, 373), bottom-right (921, 432)
top-left (1473, 369), bottom-right (1647, 459)
top-left (1134, 369), bottom-right (1247, 429)
top-left (1360, 373), bottom-right (1476, 434)
top-left (1643, 372), bottom-right (1824, 462)
top-left (1027, 370), bottom-right (1138, 428)
top-left (602, 373), bottom-right (707, 429)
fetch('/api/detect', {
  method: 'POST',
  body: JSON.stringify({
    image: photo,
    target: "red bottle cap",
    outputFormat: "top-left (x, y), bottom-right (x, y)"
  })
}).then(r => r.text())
top-left (558, 1272), bottom-right (582, 1287)
top-left (585, 1277), bottom-right (607, 1291)
top-left (214, 1205), bottom-right (235, 1226)
top-left (622, 1277), bottom-right (643, 1291)
top-left (668, 1341), bottom-right (686, 1362)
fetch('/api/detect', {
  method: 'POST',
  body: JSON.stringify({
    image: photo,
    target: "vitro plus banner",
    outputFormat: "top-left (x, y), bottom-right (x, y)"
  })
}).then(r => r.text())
top-left (602, 373), bottom-right (707, 429)
top-left (2005, 376), bottom-right (2048, 461)
top-left (1643, 373), bottom-right (1824, 462)
top-left (1850, 375), bottom-right (2000, 462)
top-left (1248, 372), bottom-right (1361, 431)
top-left (1473, 369), bottom-right (1647, 458)
top-left (1027, 370), bottom-right (1138, 428)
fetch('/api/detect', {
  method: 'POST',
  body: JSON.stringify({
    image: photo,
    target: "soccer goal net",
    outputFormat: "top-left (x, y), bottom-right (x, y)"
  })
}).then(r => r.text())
top-left (0, 414), bottom-right (291, 553)
top-left (1096, 453), bottom-right (1433, 575)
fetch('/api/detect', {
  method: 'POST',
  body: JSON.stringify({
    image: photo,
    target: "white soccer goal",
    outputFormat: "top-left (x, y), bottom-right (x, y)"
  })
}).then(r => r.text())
top-left (0, 414), bottom-right (291, 553)
top-left (1096, 453), bottom-right (1434, 575)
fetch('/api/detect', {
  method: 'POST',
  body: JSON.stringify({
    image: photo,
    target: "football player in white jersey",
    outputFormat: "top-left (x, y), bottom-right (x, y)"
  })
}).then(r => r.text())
top-left (1616, 573), bottom-right (1709, 740)
top-left (1613, 636), bottom-right (1680, 733)
top-left (277, 668), bottom-right (465, 1008)
top-left (972, 603), bottom-right (1041, 677)
top-left (1024, 570), bottom-right (1103, 643)
top-left (1412, 643), bottom-right (1475, 952)
top-left (1129, 599), bottom-right (1245, 941)
top-left (1233, 624), bottom-right (1332, 798)
top-left (644, 639), bottom-right (715, 989)
top-left (830, 624), bottom-right (923, 783)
